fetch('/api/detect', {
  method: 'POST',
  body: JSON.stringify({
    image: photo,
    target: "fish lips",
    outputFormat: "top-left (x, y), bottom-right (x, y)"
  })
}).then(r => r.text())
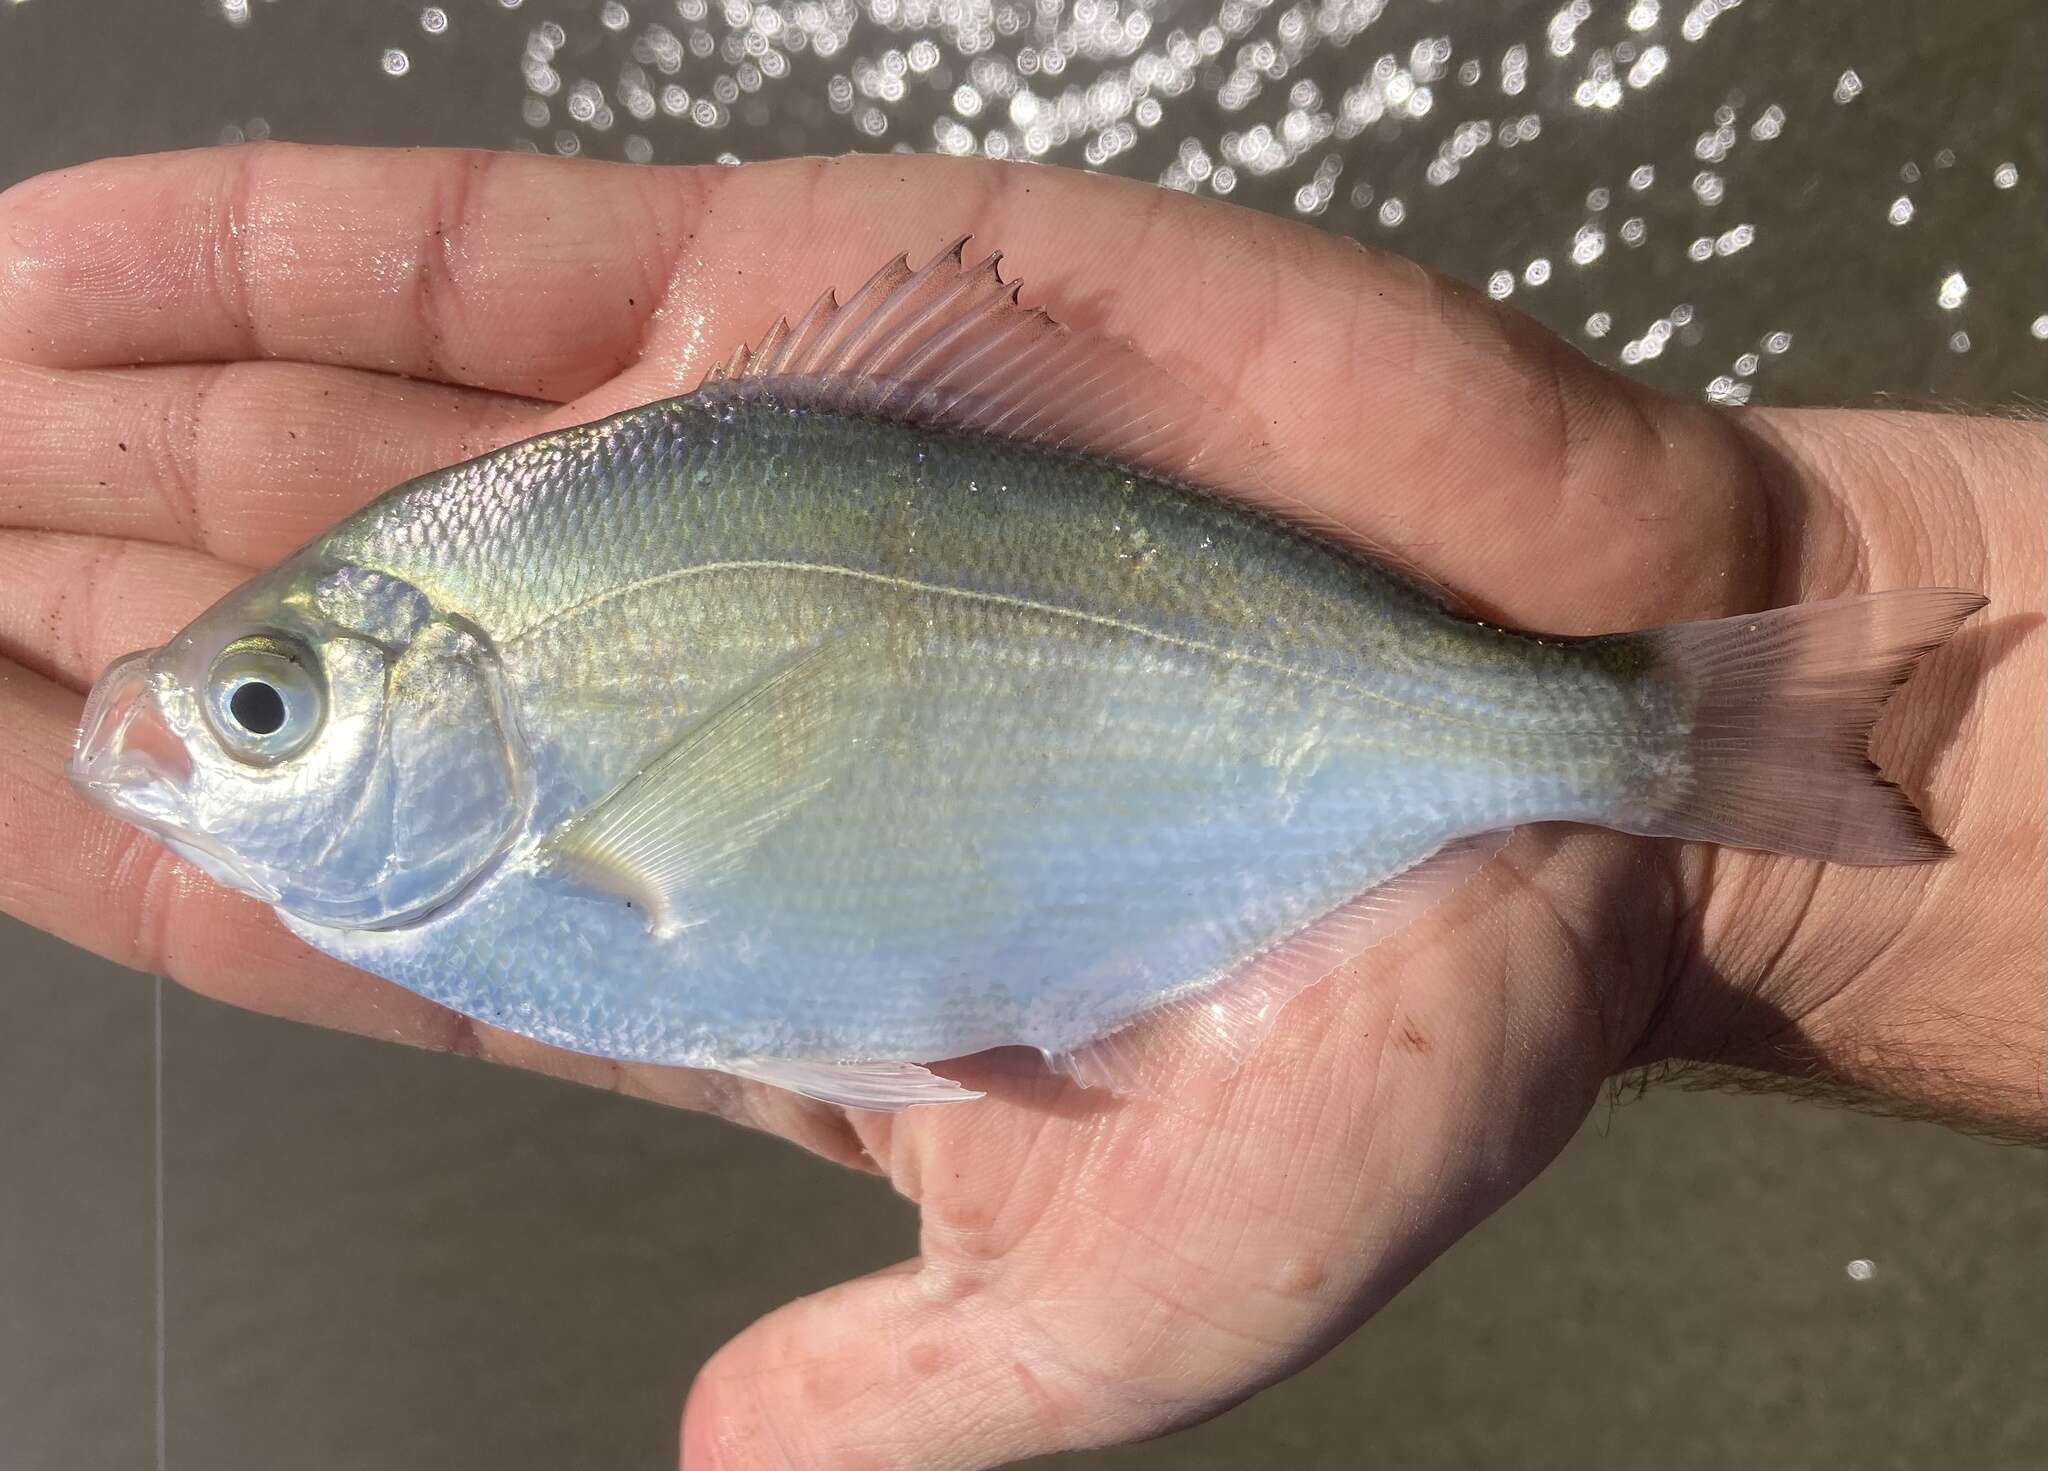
top-left (69, 648), bottom-right (282, 905)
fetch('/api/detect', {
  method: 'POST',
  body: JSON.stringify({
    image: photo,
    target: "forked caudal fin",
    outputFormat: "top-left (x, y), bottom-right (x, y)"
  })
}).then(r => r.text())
top-left (1630, 588), bottom-right (1987, 864)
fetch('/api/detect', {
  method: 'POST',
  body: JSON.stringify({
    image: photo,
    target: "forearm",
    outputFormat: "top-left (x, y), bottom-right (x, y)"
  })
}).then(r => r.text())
top-left (1647, 406), bottom-right (2048, 1137)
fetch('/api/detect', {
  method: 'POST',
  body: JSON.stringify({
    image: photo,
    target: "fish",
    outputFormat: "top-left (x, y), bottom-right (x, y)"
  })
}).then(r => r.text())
top-left (68, 241), bottom-right (1985, 1110)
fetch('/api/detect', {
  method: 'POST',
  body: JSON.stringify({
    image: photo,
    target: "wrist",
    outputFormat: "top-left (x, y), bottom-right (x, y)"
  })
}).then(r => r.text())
top-left (1637, 406), bottom-right (2047, 1135)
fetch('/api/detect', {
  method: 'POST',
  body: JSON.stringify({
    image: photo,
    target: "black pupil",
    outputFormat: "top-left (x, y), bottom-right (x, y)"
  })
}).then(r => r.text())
top-left (229, 680), bottom-right (287, 736)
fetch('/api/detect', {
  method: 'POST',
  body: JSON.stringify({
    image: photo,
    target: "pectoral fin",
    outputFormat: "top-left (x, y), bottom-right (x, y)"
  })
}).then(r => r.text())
top-left (537, 640), bottom-right (871, 935)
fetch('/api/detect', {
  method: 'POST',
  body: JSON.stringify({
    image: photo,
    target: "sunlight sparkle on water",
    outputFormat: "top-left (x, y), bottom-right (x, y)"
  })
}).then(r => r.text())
top-left (311, 0), bottom-right (2038, 386)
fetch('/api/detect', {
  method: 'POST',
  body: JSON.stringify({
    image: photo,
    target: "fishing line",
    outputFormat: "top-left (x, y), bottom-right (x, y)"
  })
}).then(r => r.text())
top-left (154, 971), bottom-right (166, 1471)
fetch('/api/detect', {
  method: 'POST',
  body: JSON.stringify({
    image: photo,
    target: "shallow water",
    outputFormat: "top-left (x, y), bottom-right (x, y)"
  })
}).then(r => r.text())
top-left (2, 2), bottom-right (2045, 1468)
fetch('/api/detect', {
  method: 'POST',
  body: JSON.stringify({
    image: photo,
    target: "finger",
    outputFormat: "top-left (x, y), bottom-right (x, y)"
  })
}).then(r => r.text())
top-left (0, 359), bottom-right (545, 563)
top-left (0, 146), bottom-right (1763, 629)
top-left (0, 146), bottom-right (674, 400)
top-left (679, 1257), bottom-right (1085, 1470)
top-left (0, 531), bottom-right (240, 689)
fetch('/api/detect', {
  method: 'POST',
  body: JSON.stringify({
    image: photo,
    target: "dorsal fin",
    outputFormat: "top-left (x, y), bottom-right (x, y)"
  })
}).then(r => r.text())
top-left (701, 239), bottom-right (1476, 615)
top-left (701, 236), bottom-right (1277, 502)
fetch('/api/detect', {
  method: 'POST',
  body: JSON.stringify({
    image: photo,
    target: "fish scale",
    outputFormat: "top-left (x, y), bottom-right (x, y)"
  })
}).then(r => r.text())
top-left (283, 398), bottom-right (1647, 1064)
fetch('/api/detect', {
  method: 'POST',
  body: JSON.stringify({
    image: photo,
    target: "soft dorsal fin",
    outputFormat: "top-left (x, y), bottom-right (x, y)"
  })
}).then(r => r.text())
top-left (702, 239), bottom-right (1475, 614)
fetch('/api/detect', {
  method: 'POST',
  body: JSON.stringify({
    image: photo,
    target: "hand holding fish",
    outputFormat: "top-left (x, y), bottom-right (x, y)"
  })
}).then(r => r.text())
top-left (0, 148), bottom-right (2039, 1468)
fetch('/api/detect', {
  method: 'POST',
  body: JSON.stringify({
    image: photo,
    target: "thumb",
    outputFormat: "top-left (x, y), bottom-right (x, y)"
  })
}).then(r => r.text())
top-left (679, 1257), bottom-right (1121, 1470)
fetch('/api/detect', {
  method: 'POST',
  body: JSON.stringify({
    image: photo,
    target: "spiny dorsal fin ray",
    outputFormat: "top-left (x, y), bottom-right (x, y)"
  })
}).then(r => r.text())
top-left (698, 239), bottom-right (1474, 614)
top-left (699, 237), bottom-right (1271, 501)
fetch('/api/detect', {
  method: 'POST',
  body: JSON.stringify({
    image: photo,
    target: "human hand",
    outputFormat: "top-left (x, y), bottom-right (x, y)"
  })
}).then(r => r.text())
top-left (1, 146), bottom-right (2038, 1468)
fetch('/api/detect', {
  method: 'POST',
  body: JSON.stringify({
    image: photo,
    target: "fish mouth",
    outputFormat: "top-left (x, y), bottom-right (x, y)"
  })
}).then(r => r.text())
top-left (69, 650), bottom-right (280, 904)
top-left (71, 651), bottom-right (190, 808)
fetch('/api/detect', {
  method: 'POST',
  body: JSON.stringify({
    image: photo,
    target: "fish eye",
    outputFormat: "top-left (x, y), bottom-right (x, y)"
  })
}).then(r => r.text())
top-left (205, 638), bottom-right (325, 764)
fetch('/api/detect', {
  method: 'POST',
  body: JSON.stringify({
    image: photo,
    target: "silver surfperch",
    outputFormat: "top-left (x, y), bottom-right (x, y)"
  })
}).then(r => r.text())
top-left (69, 242), bottom-right (1985, 1108)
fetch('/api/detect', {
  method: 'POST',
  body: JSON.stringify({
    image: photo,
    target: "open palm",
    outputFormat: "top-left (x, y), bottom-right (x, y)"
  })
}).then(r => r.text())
top-left (1, 146), bottom-right (1853, 1467)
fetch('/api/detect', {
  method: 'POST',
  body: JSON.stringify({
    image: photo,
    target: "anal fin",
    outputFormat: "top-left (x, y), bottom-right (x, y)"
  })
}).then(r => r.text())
top-left (1048, 832), bottom-right (1509, 1094)
top-left (724, 1057), bottom-right (985, 1111)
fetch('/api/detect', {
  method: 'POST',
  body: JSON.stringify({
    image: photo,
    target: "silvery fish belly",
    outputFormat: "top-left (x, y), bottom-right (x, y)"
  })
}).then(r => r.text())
top-left (68, 243), bottom-right (1984, 1109)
